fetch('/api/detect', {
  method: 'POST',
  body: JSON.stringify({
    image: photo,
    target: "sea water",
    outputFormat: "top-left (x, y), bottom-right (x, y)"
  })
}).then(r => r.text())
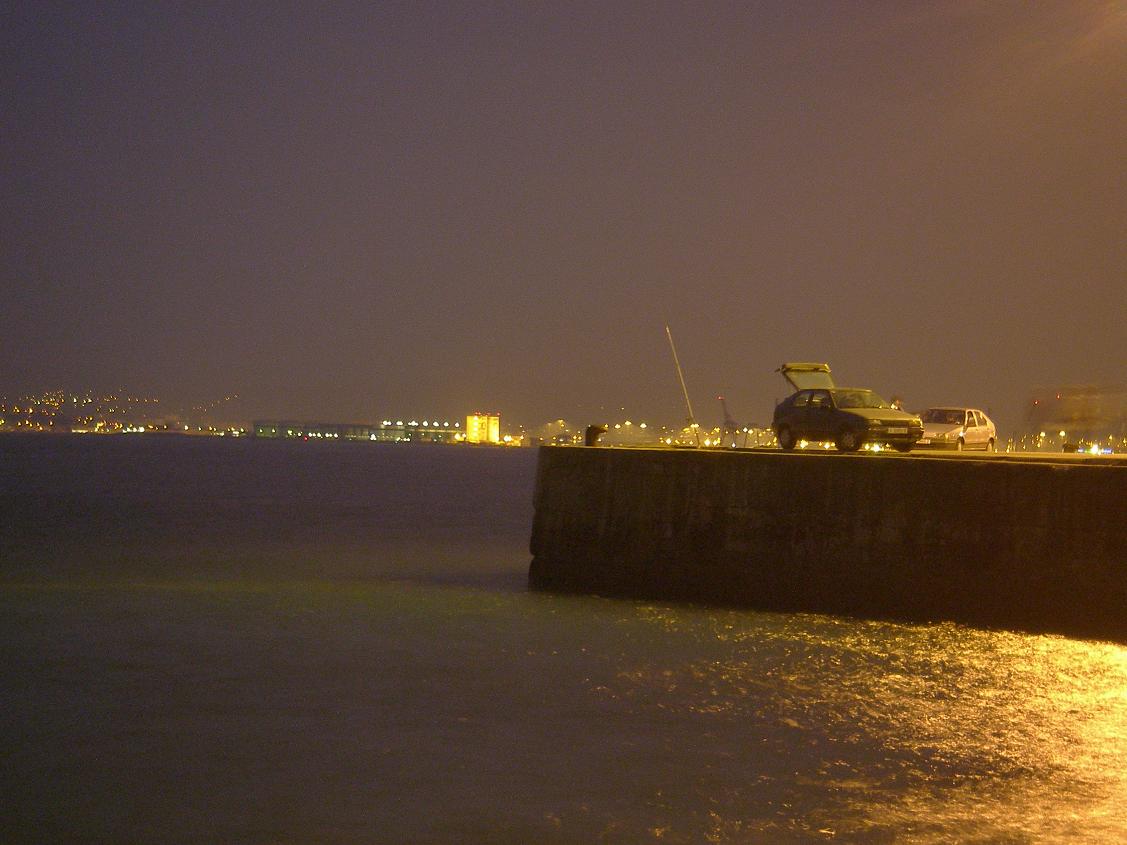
top-left (1, 436), bottom-right (1125, 844)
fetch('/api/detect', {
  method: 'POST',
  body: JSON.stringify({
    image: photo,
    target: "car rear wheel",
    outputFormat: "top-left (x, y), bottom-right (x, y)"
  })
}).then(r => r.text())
top-left (836, 429), bottom-right (863, 452)
top-left (777, 426), bottom-right (796, 450)
top-left (986, 438), bottom-right (995, 452)
top-left (894, 443), bottom-right (913, 453)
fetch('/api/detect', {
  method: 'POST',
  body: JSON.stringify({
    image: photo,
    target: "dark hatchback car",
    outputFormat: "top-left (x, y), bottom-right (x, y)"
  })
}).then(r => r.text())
top-left (771, 363), bottom-right (923, 452)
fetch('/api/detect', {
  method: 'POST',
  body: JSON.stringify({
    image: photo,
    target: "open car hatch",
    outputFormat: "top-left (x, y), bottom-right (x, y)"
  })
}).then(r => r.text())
top-left (777, 362), bottom-right (835, 391)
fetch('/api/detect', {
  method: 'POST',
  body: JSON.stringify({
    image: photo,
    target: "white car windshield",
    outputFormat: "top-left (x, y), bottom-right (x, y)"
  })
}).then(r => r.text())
top-left (833, 390), bottom-right (891, 409)
top-left (922, 409), bottom-right (964, 425)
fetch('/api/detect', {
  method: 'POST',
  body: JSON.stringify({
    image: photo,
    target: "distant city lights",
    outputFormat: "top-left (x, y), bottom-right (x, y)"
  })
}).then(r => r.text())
top-left (5, 387), bottom-right (1124, 454)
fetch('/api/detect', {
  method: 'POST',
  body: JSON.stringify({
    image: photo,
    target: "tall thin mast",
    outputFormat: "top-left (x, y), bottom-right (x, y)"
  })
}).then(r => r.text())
top-left (665, 324), bottom-right (700, 446)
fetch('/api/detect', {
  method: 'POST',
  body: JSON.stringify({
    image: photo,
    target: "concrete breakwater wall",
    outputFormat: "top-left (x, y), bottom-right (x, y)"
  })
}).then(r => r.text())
top-left (528, 447), bottom-right (1127, 641)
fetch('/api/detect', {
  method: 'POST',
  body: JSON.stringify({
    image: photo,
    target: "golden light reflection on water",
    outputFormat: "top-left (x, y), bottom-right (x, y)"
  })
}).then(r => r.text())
top-left (590, 606), bottom-right (1127, 843)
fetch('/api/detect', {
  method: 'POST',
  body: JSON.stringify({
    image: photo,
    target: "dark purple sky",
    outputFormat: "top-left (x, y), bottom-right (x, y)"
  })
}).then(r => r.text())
top-left (3, 2), bottom-right (1124, 431)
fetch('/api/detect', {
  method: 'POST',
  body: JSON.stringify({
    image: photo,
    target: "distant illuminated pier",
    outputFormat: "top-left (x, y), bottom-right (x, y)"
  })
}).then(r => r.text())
top-left (252, 419), bottom-right (461, 443)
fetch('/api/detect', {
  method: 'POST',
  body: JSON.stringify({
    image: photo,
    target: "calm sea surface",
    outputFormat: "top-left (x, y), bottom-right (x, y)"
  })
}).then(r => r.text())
top-left (2, 436), bottom-right (1125, 844)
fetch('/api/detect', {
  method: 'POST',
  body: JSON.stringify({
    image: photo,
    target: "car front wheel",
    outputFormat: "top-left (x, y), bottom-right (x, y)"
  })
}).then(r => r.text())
top-left (777, 426), bottom-right (796, 450)
top-left (894, 442), bottom-right (913, 453)
top-left (836, 429), bottom-right (863, 452)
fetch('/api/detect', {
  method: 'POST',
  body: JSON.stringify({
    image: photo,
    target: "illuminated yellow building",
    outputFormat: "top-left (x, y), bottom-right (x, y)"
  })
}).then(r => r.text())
top-left (466, 412), bottom-right (501, 444)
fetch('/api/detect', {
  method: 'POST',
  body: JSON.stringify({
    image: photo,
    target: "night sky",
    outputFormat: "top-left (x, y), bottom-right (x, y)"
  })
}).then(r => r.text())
top-left (4, 2), bottom-right (1124, 431)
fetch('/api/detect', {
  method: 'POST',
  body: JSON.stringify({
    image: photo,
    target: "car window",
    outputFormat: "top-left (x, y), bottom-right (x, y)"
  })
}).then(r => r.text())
top-left (834, 390), bottom-right (890, 409)
top-left (974, 411), bottom-right (986, 427)
top-left (793, 391), bottom-right (810, 407)
top-left (965, 412), bottom-right (976, 427)
top-left (922, 409), bottom-right (963, 425)
top-left (810, 391), bottom-right (830, 408)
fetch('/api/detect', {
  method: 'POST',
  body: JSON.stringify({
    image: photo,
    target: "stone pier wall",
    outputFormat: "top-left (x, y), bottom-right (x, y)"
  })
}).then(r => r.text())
top-left (528, 446), bottom-right (1127, 641)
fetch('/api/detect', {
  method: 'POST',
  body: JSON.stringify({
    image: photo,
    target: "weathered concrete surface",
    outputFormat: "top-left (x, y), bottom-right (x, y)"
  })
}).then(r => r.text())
top-left (528, 447), bottom-right (1127, 641)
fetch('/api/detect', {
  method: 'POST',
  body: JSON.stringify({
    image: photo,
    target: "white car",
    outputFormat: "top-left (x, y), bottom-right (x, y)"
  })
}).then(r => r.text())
top-left (916, 407), bottom-right (997, 451)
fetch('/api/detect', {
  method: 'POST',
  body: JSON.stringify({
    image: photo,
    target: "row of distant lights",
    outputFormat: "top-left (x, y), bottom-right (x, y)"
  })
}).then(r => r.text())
top-left (281, 429), bottom-right (459, 439)
top-left (789, 440), bottom-right (886, 452)
top-left (7, 393), bottom-right (155, 405)
top-left (122, 425), bottom-right (246, 435)
top-left (1037, 431), bottom-right (1120, 440)
top-left (657, 433), bottom-right (771, 447)
top-left (1035, 431), bottom-right (1118, 455)
top-left (610, 422), bottom-right (763, 432)
top-left (380, 420), bottom-right (460, 428)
